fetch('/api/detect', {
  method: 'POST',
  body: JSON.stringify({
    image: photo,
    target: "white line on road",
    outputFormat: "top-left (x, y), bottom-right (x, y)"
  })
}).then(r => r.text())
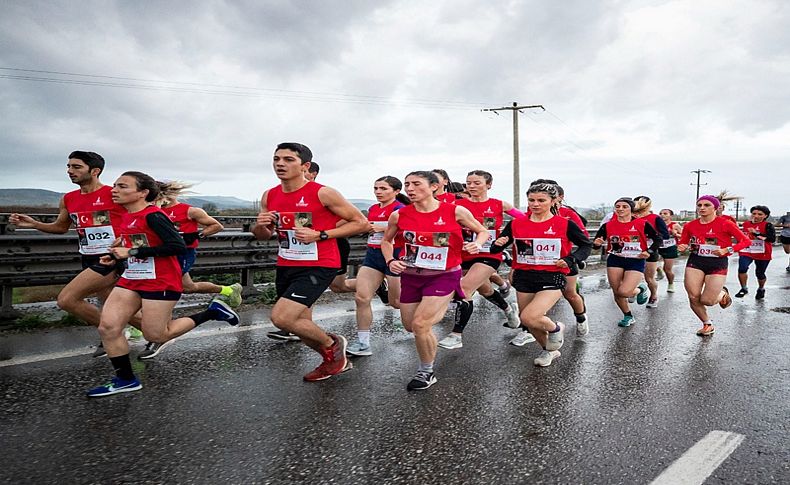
top-left (650, 430), bottom-right (745, 485)
top-left (0, 308), bottom-right (367, 368)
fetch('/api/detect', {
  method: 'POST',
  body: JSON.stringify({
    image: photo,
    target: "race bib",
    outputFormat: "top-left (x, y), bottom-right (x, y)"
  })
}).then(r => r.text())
top-left (478, 229), bottom-right (496, 253)
top-left (609, 236), bottom-right (642, 258)
top-left (695, 244), bottom-right (720, 257)
top-left (515, 238), bottom-right (561, 265)
top-left (745, 239), bottom-right (765, 254)
top-left (277, 230), bottom-right (318, 261)
top-left (620, 241), bottom-right (643, 258)
top-left (73, 210), bottom-right (116, 254)
top-left (122, 256), bottom-right (156, 280)
top-left (413, 244), bottom-right (448, 270)
top-left (661, 238), bottom-right (676, 248)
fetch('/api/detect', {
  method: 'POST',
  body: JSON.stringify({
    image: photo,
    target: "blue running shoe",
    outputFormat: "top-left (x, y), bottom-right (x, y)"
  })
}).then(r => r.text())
top-left (86, 376), bottom-right (142, 397)
top-left (618, 315), bottom-right (635, 327)
top-left (636, 282), bottom-right (649, 305)
top-left (209, 299), bottom-right (240, 326)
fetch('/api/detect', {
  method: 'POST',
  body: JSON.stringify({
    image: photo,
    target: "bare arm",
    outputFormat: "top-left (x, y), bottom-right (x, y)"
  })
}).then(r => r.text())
top-left (294, 186), bottom-right (367, 241)
top-left (380, 212), bottom-right (404, 274)
top-left (187, 206), bottom-right (224, 237)
top-left (252, 190), bottom-right (276, 240)
top-left (9, 197), bottom-right (72, 234)
top-left (455, 205), bottom-right (488, 253)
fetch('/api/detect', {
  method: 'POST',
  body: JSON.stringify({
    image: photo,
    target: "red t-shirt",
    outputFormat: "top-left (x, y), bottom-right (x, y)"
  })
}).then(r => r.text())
top-left (739, 220), bottom-right (772, 260)
top-left (678, 217), bottom-right (750, 258)
top-left (366, 200), bottom-right (405, 249)
top-left (603, 218), bottom-right (649, 258)
top-left (397, 202), bottom-right (463, 270)
top-left (266, 181), bottom-right (341, 268)
top-left (511, 215), bottom-right (572, 274)
top-left (456, 198), bottom-right (503, 262)
top-left (558, 206), bottom-right (589, 237)
top-left (63, 185), bottom-right (126, 255)
top-left (435, 192), bottom-right (457, 204)
top-left (117, 205), bottom-right (183, 293)
top-left (164, 203), bottom-right (199, 249)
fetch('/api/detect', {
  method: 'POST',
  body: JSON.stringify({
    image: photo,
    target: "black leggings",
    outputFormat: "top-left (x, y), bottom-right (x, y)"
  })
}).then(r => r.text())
top-left (738, 255), bottom-right (770, 280)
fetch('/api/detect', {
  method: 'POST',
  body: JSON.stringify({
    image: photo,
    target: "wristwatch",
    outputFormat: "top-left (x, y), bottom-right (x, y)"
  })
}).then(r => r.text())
top-left (129, 248), bottom-right (139, 257)
top-left (319, 230), bottom-right (329, 241)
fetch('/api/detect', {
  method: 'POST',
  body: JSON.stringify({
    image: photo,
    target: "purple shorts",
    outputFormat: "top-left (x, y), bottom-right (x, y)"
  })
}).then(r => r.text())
top-left (400, 269), bottom-right (465, 304)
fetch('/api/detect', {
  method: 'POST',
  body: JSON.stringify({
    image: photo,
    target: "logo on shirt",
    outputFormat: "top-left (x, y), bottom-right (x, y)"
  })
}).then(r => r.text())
top-left (484, 206), bottom-right (493, 215)
top-left (629, 225), bottom-right (636, 232)
top-left (296, 197), bottom-right (308, 207)
top-left (93, 196), bottom-right (103, 206)
top-left (707, 228), bottom-right (715, 235)
top-left (435, 216), bottom-right (446, 226)
top-left (378, 211), bottom-right (387, 218)
top-left (545, 226), bottom-right (556, 235)
top-left (128, 218), bottom-right (138, 228)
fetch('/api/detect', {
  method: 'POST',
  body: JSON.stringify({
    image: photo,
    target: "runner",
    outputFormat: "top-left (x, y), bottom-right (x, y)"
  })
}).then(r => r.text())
top-left (555, 183), bottom-right (592, 336)
top-left (380, 171), bottom-right (488, 390)
top-left (346, 176), bottom-right (409, 356)
top-left (432, 169), bottom-right (459, 204)
top-left (735, 205), bottom-right (775, 300)
top-left (133, 180), bottom-right (243, 359)
top-left (778, 210), bottom-right (790, 272)
top-left (489, 182), bottom-right (591, 367)
top-left (592, 197), bottom-right (660, 327)
top-left (657, 209), bottom-right (682, 293)
top-left (9, 151), bottom-right (131, 357)
top-left (305, 161), bottom-right (319, 182)
top-left (437, 170), bottom-right (522, 350)
top-left (677, 195), bottom-right (750, 336)
top-left (86, 171), bottom-right (239, 397)
top-left (253, 143), bottom-right (368, 381)
top-left (633, 196), bottom-right (670, 308)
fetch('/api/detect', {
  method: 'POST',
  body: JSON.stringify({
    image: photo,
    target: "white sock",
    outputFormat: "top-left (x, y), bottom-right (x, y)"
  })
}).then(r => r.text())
top-left (358, 331), bottom-right (370, 346)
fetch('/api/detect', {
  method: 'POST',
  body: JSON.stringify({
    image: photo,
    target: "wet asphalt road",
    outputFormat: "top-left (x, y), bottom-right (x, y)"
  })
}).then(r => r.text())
top-left (1, 256), bottom-right (789, 484)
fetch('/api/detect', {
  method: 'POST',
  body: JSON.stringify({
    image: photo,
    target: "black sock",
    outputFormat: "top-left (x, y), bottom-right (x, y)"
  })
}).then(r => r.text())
top-left (110, 354), bottom-right (135, 381)
top-left (452, 300), bottom-right (475, 333)
top-left (483, 291), bottom-right (509, 311)
top-left (574, 313), bottom-right (586, 323)
top-left (188, 309), bottom-right (216, 327)
top-left (624, 311), bottom-right (632, 317)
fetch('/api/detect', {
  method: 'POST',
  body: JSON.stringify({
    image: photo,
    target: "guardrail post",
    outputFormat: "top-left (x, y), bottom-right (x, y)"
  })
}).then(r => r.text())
top-left (1, 285), bottom-right (21, 320)
top-left (240, 268), bottom-right (260, 297)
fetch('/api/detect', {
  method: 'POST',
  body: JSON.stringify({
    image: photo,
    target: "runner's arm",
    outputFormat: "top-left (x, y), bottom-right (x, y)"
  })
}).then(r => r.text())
top-left (653, 217), bottom-right (670, 240)
top-left (380, 212), bottom-right (405, 274)
top-left (318, 187), bottom-right (369, 238)
top-left (726, 221), bottom-right (751, 253)
top-left (187, 206), bottom-right (224, 238)
top-left (644, 223), bottom-right (661, 253)
top-left (592, 224), bottom-right (607, 248)
top-left (252, 190), bottom-right (276, 240)
top-left (8, 197), bottom-right (72, 233)
top-left (488, 221), bottom-right (513, 254)
top-left (762, 223), bottom-right (776, 243)
top-left (566, 220), bottom-right (592, 265)
top-left (455, 205), bottom-right (488, 249)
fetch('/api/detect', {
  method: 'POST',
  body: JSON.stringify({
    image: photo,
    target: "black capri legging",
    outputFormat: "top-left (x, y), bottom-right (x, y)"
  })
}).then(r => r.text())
top-left (738, 255), bottom-right (770, 280)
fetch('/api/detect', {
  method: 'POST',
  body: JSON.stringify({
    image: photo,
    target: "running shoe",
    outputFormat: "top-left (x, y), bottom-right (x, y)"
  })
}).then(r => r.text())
top-left (667, 283), bottom-right (675, 293)
top-left (406, 371), bottom-right (437, 391)
top-left (735, 288), bottom-right (748, 298)
top-left (719, 286), bottom-right (732, 309)
top-left (786, 265), bottom-right (790, 273)
top-left (137, 340), bottom-right (175, 360)
top-left (577, 260), bottom-right (586, 270)
top-left (656, 268), bottom-right (664, 280)
top-left (618, 315), bottom-right (635, 327)
top-left (346, 340), bottom-right (372, 356)
top-left (502, 250), bottom-right (512, 267)
top-left (303, 334), bottom-right (350, 382)
top-left (755, 288), bottom-right (765, 300)
top-left (646, 298), bottom-right (659, 309)
top-left (498, 281), bottom-right (512, 299)
top-left (86, 376), bottom-right (142, 397)
top-left (375, 280), bottom-right (389, 305)
top-left (267, 329), bottom-right (301, 341)
top-left (545, 322), bottom-right (564, 351)
top-left (576, 315), bottom-right (589, 337)
top-left (504, 302), bottom-right (520, 329)
top-left (510, 329), bottom-right (536, 346)
top-left (208, 299), bottom-right (240, 325)
top-left (627, 295), bottom-right (636, 304)
top-left (696, 324), bottom-right (715, 336)
top-left (92, 342), bottom-right (107, 358)
top-left (438, 333), bottom-right (463, 350)
top-left (534, 350), bottom-right (561, 367)
top-left (636, 282), bottom-right (649, 305)
top-left (224, 283), bottom-right (244, 308)
top-left (126, 326), bottom-right (144, 340)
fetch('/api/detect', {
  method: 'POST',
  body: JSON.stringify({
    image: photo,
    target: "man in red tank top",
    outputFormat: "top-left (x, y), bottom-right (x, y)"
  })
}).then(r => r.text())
top-left (9, 151), bottom-right (137, 357)
top-left (253, 143), bottom-right (368, 382)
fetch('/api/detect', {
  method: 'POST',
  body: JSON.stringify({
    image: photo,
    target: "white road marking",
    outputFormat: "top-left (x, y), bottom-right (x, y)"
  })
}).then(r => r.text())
top-left (0, 308), bottom-right (370, 368)
top-left (650, 430), bottom-right (745, 485)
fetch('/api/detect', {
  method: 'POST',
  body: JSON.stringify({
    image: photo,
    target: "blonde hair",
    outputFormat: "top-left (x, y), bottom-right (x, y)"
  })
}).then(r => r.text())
top-left (155, 180), bottom-right (194, 207)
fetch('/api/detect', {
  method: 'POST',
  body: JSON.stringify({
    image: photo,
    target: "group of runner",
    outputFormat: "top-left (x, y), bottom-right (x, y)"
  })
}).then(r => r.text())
top-left (9, 145), bottom-right (785, 395)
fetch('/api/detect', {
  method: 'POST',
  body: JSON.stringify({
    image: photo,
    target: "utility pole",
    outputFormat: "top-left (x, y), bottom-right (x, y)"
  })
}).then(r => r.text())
top-left (733, 197), bottom-right (744, 221)
top-left (690, 169), bottom-right (711, 206)
top-left (482, 102), bottom-right (545, 209)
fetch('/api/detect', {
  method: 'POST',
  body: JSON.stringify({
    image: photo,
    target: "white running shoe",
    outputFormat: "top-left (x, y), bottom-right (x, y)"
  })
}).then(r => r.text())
top-left (534, 350), bottom-right (561, 367)
top-left (545, 322), bottom-right (565, 351)
top-left (504, 302), bottom-right (520, 329)
top-left (576, 315), bottom-right (589, 337)
top-left (509, 329), bottom-right (536, 347)
top-left (438, 333), bottom-right (463, 350)
top-left (646, 298), bottom-right (659, 308)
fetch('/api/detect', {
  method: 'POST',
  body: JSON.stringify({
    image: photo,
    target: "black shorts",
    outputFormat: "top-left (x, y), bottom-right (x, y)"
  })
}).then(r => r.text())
top-left (686, 255), bottom-right (728, 276)
top-left (781, 236), bottom-right (790, 245)
top-left (81, 254), bottom-right (121, 277)
top-left (116, 285), bottom-right (182, 301)
top-left (512, 270), bottom-right (566, 294)
top-left (658, 246), bottom-right (679, 259)
top-left (567, 259), bottom-right (579, 277)
top-left (336, 238), bottom-right (350, 276)
top-left (461, 257), bottom-right (501, 271)
top-left (275, 266), bottom-right (337, 307)
top-left (646, 251), bottom-right (660, 263)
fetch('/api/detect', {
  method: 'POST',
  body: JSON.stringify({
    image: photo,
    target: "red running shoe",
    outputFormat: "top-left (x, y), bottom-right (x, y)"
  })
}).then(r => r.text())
top-left (303, 334), bottom-right (351, 382)
top-left (696, 324), bottom-right (715, 336)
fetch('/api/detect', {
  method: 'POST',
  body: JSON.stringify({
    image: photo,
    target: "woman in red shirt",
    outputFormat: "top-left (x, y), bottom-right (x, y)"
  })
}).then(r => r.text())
top-left (735, 205), bottom-right (776, 300)
top-left (677, 195), bottom-right (750, 336)
top-left (381, 171), bottom-right (487, 390)
top-left (86, 172), bottom-right (239, 397)
top-left (658, 209), bottom-right (683, 293)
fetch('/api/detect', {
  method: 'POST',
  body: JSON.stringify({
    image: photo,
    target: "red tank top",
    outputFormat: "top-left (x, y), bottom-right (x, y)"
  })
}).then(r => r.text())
top-left (164, 203), bottom-right (199, 248)
top-left (366, 200), bottom-right (405, 249)
top-left (679, 217), bottom-right (751, 258)
top-left (456, 198), bottom-right (503, 262)
top-left (604, 218), bottom-right (649, 258)
top-left (117, 205), bottom-right (183, 293)
top-left (266, 181), bottom-right (341, 268)
top-left (739, 220), bottom-right (772, 260)
top-left (510, 215), bottom-right (572, 274)
top-left (558, 206), bottom-right (589, 237)
top-left (397, 202), bottom-right (463, 270)
top-left (63, 185), bottom-right (126, 255)
top-left (435, 192), bottom-right (457, 204)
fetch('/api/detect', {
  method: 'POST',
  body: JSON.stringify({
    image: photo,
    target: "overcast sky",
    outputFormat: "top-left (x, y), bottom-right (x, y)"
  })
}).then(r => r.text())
top-left (1, 0), bottom-right (788, 215)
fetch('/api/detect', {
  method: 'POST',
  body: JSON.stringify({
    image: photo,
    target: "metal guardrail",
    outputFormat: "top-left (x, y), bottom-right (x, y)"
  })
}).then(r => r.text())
top-left (0, 213), bottom-right (259, 235)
